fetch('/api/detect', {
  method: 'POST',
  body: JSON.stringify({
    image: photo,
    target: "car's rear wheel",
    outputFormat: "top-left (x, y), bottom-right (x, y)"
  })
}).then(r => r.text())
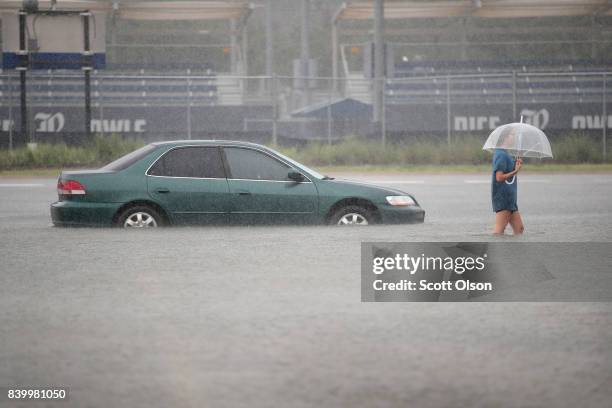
top-left (116, 205), bottom-right (163, 228)
top-left (329, 205), bottom-right (374, 226)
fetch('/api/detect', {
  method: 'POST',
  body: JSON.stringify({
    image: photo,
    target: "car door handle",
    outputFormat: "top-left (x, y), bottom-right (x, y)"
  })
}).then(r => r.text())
top-left (155, 188), bottom-right (170, 194)
top-left (236, 190), bottom-right (251, 196)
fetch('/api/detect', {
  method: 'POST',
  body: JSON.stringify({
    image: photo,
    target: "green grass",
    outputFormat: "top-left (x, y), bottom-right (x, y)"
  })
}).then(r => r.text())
top-left (274, 138), bottom-right (491, 167)
top-left (0, 167), bottom-right (65, 177)
top-left (275, 135), bottom-right (609, 167)
top-left (0, 135), bottom-right (143, 172)
top-left (1, 133), bottom-right (610, 175)
top-left (315, 163), bottom-right (612, 174)
top-left (2, 163), bottom-right (611, 178)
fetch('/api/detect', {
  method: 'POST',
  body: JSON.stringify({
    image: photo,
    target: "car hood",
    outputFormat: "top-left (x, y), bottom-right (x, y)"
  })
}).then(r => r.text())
top-left (320, 178), bottom-right (413, 197)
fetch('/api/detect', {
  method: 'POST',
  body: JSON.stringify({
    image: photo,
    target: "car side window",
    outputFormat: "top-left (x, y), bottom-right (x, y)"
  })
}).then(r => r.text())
top-left (148, 147), bottom-right (225, 178)
top-left (224, 147), bottom-right (290, 181)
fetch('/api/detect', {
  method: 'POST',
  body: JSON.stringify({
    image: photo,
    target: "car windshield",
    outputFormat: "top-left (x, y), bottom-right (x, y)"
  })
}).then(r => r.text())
top-left (270, 149), bottom-right (325, 180)
top-left (101, 144), bottom-right (159, 171)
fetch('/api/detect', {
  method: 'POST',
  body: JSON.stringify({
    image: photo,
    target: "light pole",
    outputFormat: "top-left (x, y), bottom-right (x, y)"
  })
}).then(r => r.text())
top-left (265, 0), bottom-right (273, 79)
top-left (373, 0), bottom-right (385, 142)
top-left (300, 0), bottom-right (311, 107)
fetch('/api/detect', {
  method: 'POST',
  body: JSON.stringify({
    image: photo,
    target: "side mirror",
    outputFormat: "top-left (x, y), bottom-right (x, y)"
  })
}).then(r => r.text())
top-left (288, 170), bottom-right (305, 182)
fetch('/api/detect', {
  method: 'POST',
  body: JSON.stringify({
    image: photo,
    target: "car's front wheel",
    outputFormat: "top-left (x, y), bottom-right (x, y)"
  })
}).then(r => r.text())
top-left (329, 205), bottom-right (374, 226)
top-left (116, 205), bottom-right (163, 228)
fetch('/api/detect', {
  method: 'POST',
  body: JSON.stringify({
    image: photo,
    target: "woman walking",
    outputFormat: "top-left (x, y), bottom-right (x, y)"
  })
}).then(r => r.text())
top-left (491, 128), bottom-right (524, 235)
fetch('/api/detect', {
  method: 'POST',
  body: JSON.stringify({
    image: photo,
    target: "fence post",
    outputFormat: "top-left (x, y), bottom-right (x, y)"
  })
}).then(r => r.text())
top-left (446, 76), bottom-right (451, 146)
top-left (272, 74), bottom-right (278, 145)
top-left (99, 76), bottom-right (104, 135)
top-left (8, 74), bottom-right (14, 151)
top-left (327, 79), bottom-right (332, 145)
top-left (604, 73), bottom-right (607, 161)
top-left (382, 76), bottom-right (386, 147)
top-left (512, 70), bottom-right (517, 120)
top-left (187, 77), bottom-right (192, 140)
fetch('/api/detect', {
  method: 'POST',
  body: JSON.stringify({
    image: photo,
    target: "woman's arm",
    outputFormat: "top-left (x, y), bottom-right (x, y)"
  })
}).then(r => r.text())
top-left (495, 159), bottom-right (522, 182)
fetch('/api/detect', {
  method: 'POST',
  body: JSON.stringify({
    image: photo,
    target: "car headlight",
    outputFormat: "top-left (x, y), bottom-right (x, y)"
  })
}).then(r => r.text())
top-left (386, 195), bottom-right (416, 207)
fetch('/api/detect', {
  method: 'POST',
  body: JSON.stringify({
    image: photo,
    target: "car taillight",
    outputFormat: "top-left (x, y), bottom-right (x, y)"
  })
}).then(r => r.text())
top-left (57, 179), bottom-right (86, 196)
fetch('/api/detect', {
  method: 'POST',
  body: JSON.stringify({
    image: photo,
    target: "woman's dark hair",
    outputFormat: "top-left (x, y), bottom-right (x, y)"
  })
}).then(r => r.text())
top-left (498, 126), bottom-right (515, 145)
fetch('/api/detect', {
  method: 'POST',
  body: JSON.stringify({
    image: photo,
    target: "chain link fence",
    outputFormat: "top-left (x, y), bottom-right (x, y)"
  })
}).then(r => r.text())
top-left (0, 71), bottom-right (609, 157)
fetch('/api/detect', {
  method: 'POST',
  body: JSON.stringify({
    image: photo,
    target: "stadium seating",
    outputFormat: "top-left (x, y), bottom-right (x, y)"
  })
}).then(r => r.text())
top-left (0, 66), bottom-right (220, 107)
top-left (394, 59), bottom-right (612, 77)
top-left (386, 60), bottom-right (612, 105)
top-left (1, 60), bottom-right (610, 108)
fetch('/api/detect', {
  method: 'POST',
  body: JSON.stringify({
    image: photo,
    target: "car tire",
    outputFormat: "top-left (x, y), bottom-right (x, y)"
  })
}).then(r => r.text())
top-left (116, 205), bottom-right (164, 228)
top-left (329, 205), bottom-right (375, 226)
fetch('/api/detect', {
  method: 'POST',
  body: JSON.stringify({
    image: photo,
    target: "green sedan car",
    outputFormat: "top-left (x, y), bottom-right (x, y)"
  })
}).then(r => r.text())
top-left (51, 140), bottom-right (425, 228)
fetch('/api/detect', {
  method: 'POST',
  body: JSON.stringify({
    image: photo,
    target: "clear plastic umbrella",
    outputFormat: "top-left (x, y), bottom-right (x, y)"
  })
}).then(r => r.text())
top-left (483, 121), bottom-right (553, 159)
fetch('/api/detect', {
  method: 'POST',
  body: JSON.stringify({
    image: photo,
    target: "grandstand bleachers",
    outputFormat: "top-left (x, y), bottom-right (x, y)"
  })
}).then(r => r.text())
top-left (394, 59), bottom-right (612, 77)
top-left (0, 67), bottom-right (220, 107)
top-left (385, 60), bottom-right (612, 106)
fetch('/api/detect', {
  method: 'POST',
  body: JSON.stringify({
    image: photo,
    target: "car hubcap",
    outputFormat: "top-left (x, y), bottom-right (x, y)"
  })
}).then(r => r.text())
top-left (124, 212), bottom-right (157, 228)
top-left (338, 213), bottom-right (368, 225)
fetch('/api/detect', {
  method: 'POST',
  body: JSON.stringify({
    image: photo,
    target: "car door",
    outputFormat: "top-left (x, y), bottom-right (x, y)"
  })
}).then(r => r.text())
top-left (146, 146), bottom-right (230, 224)
top-left (222, 146), bottom-right (318, 224)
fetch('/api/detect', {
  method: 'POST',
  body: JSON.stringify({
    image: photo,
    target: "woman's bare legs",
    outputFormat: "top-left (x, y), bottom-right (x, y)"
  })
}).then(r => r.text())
top-left (509, 211), bottom-right (525, 235)
top-left (493, 210), bottom-right (512, 234)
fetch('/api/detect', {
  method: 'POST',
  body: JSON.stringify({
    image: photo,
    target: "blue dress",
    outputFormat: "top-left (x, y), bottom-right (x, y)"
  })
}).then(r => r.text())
top-left (491, 149), bottom-right (518, 212)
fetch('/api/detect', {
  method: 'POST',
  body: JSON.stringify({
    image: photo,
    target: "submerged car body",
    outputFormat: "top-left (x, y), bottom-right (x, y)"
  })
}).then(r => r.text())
top-left (51, 140), bottom-right (425, 227)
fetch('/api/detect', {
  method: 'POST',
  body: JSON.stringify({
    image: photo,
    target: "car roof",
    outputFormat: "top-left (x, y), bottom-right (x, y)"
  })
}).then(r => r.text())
top-left (151, 140), bottom-right (268, 149)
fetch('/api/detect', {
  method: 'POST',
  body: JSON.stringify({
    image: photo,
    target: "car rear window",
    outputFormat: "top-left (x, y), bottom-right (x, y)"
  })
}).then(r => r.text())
top-left (147, 146), bottom-right (226, 178)
top-left (101, 144), bottom-right (159, 172)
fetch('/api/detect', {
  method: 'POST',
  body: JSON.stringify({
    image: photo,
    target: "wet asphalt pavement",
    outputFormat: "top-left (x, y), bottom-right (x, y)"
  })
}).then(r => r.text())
top-left (0, 173), bottom-right (611, 407)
